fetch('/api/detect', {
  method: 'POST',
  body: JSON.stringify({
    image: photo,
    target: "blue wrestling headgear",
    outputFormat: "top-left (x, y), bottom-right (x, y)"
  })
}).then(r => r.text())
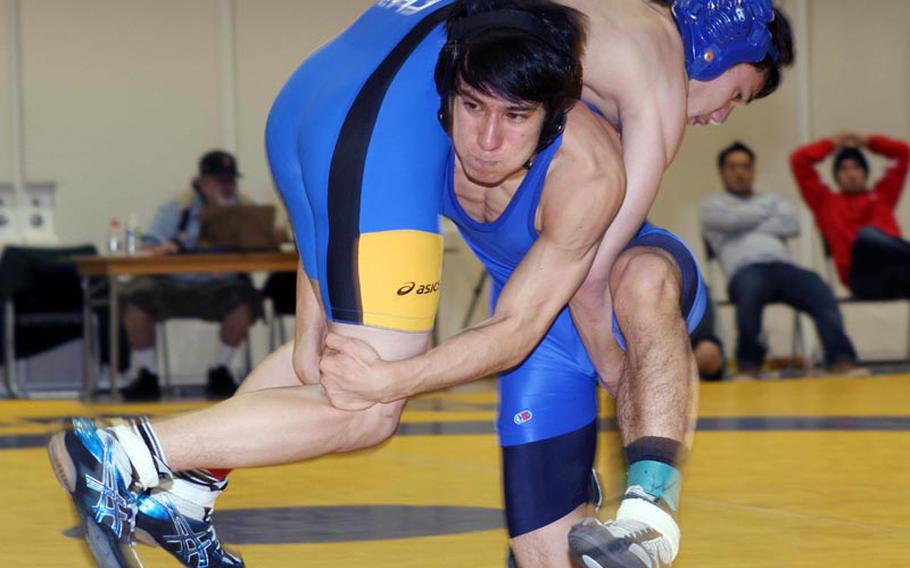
top-left (672, 0), bottom-right (779, 81)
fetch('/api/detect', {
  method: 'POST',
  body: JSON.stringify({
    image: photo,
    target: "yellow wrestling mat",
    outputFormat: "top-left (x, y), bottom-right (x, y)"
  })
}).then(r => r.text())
top-left (2, 374), bottom-right (910, 567)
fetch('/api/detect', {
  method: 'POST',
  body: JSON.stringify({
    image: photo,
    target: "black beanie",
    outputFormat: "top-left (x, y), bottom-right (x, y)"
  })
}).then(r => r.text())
top-left (833, 147), bottom-right (869, 177)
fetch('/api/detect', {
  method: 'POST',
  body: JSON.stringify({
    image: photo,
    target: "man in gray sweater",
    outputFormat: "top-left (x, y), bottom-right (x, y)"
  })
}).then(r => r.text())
top-left (700, 141), bottom-right (856, 376)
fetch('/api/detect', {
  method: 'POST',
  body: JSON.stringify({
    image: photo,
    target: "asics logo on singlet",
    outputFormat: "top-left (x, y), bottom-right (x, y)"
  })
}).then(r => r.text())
top-left (397, 281), bottom-right (440, 296)
top-left (376, 0), bottom-right (446, 16)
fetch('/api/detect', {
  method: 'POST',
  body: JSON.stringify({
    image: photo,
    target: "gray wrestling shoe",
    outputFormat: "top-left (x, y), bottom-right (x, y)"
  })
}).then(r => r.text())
top-left (569, 517), bottom-right (673, 568)
top-left (569, 486), bottom-right (679, 568)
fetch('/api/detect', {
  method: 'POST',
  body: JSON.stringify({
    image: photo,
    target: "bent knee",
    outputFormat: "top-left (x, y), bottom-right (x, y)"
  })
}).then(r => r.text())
top-left (612, 248), bottom-right (682, 315)
top-left (338, 400), bottom-right (406, 451)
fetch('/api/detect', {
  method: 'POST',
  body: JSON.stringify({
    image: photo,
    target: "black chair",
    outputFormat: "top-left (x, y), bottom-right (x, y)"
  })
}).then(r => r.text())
top-left (817, 233), bottom-right (910, 362)
top-left (701, 236), bottom-right (809, 372)
top-left (261, 271), bottom-right (296, 350)
top-left (0, 245), bottom-right (127, 397)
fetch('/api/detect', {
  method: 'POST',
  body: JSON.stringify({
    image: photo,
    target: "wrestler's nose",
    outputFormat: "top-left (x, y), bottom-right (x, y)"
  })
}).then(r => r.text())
top-left (477, 114), bottom-right (503, 151)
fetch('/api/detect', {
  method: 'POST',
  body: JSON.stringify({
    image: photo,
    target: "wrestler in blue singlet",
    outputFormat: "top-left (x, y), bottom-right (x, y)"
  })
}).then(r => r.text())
top-left (264, 0), bottom-right (775, 335)
top-left (266, 0), bottom-right (456, 332)
top-left (443, 134), bottom-right (706, 537)
top-left (265, 0), bottom-right (774, 540)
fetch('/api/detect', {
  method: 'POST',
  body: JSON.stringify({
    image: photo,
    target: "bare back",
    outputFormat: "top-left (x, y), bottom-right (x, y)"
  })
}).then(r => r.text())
top-left (561, 0), bottom-right (687, 158)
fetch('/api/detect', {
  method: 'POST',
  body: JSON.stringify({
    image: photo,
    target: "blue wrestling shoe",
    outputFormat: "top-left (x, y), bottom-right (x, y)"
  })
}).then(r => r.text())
top-left (48, 418), bottom-right (141, 568)
top-left (134, 490), bottom-right (244, 568)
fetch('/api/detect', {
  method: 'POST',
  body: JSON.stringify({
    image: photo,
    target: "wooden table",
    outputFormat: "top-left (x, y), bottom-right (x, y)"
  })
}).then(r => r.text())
top-left (71, 251), bottom-right (298, 400)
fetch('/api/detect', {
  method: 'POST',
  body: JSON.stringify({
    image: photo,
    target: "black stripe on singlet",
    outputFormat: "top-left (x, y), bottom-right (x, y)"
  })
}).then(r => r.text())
top-left (325, 4), bottom-right (454, 325)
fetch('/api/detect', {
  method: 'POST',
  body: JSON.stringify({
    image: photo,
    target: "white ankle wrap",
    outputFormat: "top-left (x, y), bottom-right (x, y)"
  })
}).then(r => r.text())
top-left (110, 424), bottom-right (160, 489)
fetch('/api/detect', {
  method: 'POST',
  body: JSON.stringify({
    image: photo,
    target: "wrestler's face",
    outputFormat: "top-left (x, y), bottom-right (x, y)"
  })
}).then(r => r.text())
top-left (450, 84), bottom-right (546, 186)
top-left (686, 64), bottom-right (767, 126)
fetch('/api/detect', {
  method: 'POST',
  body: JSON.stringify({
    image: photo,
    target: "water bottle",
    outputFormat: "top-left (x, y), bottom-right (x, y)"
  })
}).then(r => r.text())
top-left (125, 213), bottom-right (139, 255)
top-left (108, 218), bottom-right (123, 253)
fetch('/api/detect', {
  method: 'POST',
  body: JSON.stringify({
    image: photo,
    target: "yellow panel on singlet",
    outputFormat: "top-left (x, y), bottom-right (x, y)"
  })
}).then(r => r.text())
top-left (357, 229), bottom-right (444, 331)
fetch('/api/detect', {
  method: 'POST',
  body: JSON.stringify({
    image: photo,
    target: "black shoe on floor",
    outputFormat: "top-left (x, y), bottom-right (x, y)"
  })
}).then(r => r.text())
top-left (206, 366), bottom-right (237, 399)
top-left (120, 368), bottom-right (162, 401)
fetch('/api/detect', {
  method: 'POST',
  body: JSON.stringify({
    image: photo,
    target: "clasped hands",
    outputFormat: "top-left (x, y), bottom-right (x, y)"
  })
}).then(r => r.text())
top-left (319, 333), bottom-right (402, 411)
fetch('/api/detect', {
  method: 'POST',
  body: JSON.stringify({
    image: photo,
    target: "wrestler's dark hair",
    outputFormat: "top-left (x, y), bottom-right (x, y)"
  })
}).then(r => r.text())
top-left (752, 7), bottom-right (794, 100)
top-left (717, 141), bottom-right (755, 168)
top-left (434, 0), bottom-right (587, 153)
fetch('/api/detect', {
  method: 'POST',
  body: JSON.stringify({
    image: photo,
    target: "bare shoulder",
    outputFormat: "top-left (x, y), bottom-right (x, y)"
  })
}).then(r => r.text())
top-left (575, 1), bottom-right (683, 79)
top-left (539, 105), bottom-right (625, 239)
top-left (558, 105), bottom-right (624, 182)
top-left (573, 0), bottom-right (687, 140)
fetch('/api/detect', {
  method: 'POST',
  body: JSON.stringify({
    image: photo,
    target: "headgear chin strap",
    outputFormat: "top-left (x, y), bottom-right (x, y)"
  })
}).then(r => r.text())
top-left (672, 0), bottom-right (778, 81)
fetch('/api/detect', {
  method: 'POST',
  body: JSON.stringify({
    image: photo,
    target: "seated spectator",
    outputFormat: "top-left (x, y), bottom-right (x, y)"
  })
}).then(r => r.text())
top-left (700, 141), bottom-right (857, 377)
top-left (119, 150), bottom-right (262, 401)
top-left (790, 132), bottom-right (910, 299)
top-left (690, 285), bottom-right (726, 381)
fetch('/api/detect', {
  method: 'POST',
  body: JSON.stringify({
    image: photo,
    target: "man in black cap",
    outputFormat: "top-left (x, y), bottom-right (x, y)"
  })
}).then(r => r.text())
top-left (118, 149), bottom-right (263, 400)
top-left (791, 132), bottom-right (910, 299)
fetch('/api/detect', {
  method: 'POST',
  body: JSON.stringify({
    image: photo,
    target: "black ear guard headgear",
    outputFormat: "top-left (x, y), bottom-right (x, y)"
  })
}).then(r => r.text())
top-left (435, 9), bottom-right (573, 153)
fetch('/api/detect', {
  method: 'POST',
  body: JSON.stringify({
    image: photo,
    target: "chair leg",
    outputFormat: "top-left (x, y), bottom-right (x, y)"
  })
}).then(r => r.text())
top-left (278, 317), bottom-right (287, 345)
top-left (791, 311), bottom-right (807, 373)
top-left (157, 323), bottom-right (172, 394)
top-left (266, 300), bottom-right (276, 352)
top-left (18, 359), bottom-right (29, 395)
top-left (906, 303), bottom-right (910, 361)
top-left (3, 300), bottom-right (24, 398)
top-left (461, 271), bottom-right (488, 329)
top-left (243, 332), bottom-right (253, 377)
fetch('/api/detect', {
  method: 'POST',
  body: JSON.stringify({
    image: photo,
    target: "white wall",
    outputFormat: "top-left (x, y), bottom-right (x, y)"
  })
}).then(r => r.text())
top-left (3, 0), bottom-right (909, 383)
top-left (651, 0), bottom-right (910, 361)
top-left (0, 3), bottom-right (13, 183)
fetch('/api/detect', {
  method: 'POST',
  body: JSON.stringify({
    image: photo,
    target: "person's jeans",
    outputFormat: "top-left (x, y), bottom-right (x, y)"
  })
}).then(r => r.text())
top-left (728, 262), bottom-right (856, 370)
top-left (849, 227), bottom-right (910, 299)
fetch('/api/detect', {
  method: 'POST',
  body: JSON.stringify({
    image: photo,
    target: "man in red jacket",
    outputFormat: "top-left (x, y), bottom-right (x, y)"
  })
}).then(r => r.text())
top-left (790, 132), bottom-right (910, 299)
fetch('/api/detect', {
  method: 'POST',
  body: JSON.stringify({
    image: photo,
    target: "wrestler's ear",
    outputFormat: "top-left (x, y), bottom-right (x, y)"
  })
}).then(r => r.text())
top-left (437, 98), bottom-right (453, 135)
top-left (433, 37), bottom-right (461, 136)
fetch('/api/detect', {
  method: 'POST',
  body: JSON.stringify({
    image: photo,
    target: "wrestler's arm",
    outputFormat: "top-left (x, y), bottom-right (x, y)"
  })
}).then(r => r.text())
top-left (319, 116), bottom-right (624, 404)
top-left (291, 262), bottom-right (327, 384)
top-left (569, 89), bottom-right (686, 376)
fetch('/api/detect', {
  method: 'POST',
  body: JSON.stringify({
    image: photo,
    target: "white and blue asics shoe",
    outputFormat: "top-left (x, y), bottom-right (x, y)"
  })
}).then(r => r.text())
top-left (134, 490), bottom-right (243, 568)
top-left (48, 418), bottom-right (141, 568)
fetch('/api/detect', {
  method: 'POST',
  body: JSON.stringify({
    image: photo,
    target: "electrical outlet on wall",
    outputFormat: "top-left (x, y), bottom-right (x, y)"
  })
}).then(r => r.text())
top-left (22, 182), bottom-right (59, 245)
top-left (0, 183), bottom-right (21, 245)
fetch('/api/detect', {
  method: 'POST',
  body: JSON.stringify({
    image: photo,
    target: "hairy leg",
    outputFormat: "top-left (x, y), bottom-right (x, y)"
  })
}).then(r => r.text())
top-left (610, 246), bottom-right (697, 447)
top-left (218, 302), bottom-right (251, 347)
top-left (511, 504), bottom-right (591, 568)
top-left (123, 303), bottom-right (155, 349)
